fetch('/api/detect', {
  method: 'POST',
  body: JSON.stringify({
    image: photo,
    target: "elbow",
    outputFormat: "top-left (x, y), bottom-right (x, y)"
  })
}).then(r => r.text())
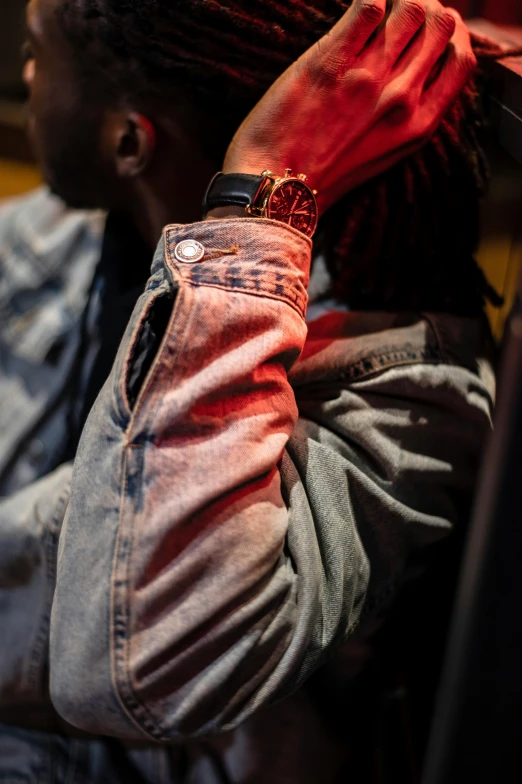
top-left (49, 605), bottom-right (150, 740)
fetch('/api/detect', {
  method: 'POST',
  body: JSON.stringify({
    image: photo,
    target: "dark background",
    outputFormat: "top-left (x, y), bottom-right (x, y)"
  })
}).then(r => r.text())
top-left (455, 0), bottom-right (522, 24)
top-left (0, 2), bottom-right (25, 97)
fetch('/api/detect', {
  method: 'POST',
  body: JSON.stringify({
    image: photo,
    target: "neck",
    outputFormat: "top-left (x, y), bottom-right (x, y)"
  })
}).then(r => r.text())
top-left (129, 124), bottom-right (219, 249)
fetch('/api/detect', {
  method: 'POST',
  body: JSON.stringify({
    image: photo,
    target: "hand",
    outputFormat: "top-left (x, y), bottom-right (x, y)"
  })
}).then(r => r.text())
top-left (223, 0), bottom-right (476, 216)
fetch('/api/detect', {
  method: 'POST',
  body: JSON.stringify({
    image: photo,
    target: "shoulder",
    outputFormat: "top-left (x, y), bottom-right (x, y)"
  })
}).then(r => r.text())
top-left (287, 309), bottom-right (495, 621)
top-left (0, 186), bottom-right (105, 262)
top-left (0, 187), bottom-right (105, 357)
top-left (0, 187), bottom-right (105, 302)
top-left (291, 309), bottom-right (495, 410)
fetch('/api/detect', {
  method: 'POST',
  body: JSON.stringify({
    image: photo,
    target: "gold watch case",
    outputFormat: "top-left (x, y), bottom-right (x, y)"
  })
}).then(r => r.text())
top-left (246, 169), bottom-right (319, 238)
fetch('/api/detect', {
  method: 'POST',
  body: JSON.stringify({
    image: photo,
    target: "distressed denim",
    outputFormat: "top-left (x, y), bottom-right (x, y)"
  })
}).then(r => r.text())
top-left (0, 191), bottom-right (495, 781)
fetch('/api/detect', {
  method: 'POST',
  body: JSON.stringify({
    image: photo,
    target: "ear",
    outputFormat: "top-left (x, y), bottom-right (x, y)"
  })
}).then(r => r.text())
top-left (105, 112), bottom-right (157, 178)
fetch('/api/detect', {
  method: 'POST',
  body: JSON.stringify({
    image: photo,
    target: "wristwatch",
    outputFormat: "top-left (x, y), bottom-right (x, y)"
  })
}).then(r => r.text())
top-left (203, 169), bottom-right (319, 238)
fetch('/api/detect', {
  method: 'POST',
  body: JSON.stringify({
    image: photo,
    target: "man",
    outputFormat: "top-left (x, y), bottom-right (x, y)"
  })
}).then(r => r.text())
top-left (0, 0), bottom-right (492, 781)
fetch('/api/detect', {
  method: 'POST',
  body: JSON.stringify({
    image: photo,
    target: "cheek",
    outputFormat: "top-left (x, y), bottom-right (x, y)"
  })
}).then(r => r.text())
top-left (30, 81), bottom-right (69, 146)
top-left (26, 73), bottom-right (49, 139)
top-left (26, 87), bottom-right (73, 178)
top-left (28, 64), bottom-right (68, 129)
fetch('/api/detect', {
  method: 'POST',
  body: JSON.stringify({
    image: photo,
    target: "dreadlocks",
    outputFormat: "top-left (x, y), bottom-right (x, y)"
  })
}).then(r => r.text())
top-left (57, 0), bottom-right (509, 315)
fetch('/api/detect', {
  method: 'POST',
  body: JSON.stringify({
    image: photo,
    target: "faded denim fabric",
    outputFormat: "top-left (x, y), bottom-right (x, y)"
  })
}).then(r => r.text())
top-left (50, 217), bottom-right (493, 735)
top-left (0, 188), bottom-right (104, 495)
top-left (0, 192), bottom-right (495, 781)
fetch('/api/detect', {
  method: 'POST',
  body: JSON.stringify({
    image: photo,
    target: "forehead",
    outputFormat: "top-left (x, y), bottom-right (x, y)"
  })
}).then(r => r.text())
top-left (27, 0), bottom-right (63, 44)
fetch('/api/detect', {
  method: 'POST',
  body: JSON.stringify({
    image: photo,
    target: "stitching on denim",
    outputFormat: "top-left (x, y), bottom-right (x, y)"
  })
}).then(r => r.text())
top-left (128, 284), bottom-right (190, 438)
top-left (120, 293), bottom-right (161, 418)
top-left (124, 286), bottom-right (185, 434)
top-left (203, 244), bottom-right (239, 260)
top-left (184, 278), bottom-right (307, 320)
top-left (126, 444), bottom-right (145, 513)
top-left (111, 447), bottom-right (162, 740)
top-left (111, 229), bottom-right (308, 737)
top-left (163, 216), bottom-right (314, 247)
top-left (165, 235), bottom-right (308, 319)
top-left (115, 290), bottom-right (203, 740)
top-left (422, 313), bottom-right (449, 365)
top-left (331, 344), bottom-right (443, 384)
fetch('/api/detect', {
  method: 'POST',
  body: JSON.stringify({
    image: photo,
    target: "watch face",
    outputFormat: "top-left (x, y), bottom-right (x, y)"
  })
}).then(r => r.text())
top-left (266, 179), bottom-right (318, 237)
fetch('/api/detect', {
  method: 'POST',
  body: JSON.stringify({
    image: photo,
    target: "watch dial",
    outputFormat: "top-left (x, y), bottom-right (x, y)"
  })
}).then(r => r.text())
top-left (266, 180), bottom-right (318, 237)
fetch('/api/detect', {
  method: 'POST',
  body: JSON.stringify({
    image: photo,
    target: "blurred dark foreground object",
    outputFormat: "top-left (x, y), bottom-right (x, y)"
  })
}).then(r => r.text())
top-left (0, 0), bottom-right (33, 162)
top-left (421, 24), bottom-right (522, 781)
top-left (469, 19), bottom-right (522, 166)
top-left (350, 25), bottom-right (522, 782)
top-left (421, 230), bottom-right (522, 784)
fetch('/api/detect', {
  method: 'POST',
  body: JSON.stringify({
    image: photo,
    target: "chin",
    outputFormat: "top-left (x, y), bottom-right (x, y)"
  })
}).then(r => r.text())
top-left (38, 144), bottom-right (110, 212)
top-left (45, 172), bottom-right (105, 211)
top-left (49, 187), bottom-right (94, 211)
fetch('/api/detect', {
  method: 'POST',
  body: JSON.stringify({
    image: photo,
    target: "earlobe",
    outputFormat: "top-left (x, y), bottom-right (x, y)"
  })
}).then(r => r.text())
top-left (135, 114), bottom-right (157, 163)
top-left (116, 112), bottom-right (157, 178)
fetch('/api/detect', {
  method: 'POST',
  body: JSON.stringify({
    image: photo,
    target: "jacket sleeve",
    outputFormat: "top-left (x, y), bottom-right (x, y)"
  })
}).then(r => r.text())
top-left (49, 218), bottom-right (493, 741)
top-left (0, 463), bottom-right (72, 718)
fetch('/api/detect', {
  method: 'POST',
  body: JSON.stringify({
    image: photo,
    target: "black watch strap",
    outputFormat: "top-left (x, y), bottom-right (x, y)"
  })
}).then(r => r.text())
top-left (203, 172), bottom-right (264, 215)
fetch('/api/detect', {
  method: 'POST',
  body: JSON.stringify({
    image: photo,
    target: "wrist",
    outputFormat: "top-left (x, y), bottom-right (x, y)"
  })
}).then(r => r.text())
top-left (204, 205), bottom-right (247, 221)
top-left (203, 169), bottom-right (318, 237)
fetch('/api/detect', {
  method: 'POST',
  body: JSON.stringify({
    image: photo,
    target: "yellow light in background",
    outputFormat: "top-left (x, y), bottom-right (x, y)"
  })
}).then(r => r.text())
top-left (0, 157), bottom-right (41, 200)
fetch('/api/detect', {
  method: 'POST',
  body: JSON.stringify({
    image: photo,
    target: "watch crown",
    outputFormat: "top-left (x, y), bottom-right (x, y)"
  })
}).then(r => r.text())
top-left (312, 190), bottom-right (318, 196)
top-left (297, 173), bottom-right (307, 182)
top-left (284, 168), bottom-right (293, 177)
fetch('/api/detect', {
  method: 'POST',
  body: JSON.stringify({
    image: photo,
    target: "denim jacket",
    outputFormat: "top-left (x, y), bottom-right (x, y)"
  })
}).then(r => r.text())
top-left (0, 189), bottom-right (494, 782)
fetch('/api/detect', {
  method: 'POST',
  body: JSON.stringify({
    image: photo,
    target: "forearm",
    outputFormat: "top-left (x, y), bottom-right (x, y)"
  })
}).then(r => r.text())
top-left (47, 219), bottom-right (487, 744)
top-left (50, 218), bottom-right (314, 740)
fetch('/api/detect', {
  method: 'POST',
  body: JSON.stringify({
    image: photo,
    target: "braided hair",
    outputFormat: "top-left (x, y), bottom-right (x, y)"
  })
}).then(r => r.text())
top-left (57, 0), bottom-right (510, 315)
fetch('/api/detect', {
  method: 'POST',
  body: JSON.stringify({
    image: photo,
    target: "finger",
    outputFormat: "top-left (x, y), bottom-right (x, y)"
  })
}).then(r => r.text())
top-left (421, 22), bottom-right (476, 121)
top-left (324, 0), bottom-right (387, 63)
top-left (394, 6), bottom-right (457, 82)
top-left (373, 0), bottom-right (428, 66)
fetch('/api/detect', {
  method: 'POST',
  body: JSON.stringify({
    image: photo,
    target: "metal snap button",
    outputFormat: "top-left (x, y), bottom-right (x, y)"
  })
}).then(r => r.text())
top-left (174, 239), bottom-right (205, 263)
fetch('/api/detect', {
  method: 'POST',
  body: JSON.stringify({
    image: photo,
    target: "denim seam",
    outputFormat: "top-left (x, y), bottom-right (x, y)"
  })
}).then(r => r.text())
top-left (111, 446), bottom-right (161, 740)
top-left (120, 292), bottom-right (169, 417)
top-left (163, 216), bottom-right (314, 247)
top-left (112, 290), bottom-right (203, 739)
top-left (293, 344), bottom-right (445, 388)
top-left (164, 228), bottom-right (309, 319)
top-left (336, 345), bottom-right (444, 382)
top-left (422, 312), bottom-right (450, 365)
top-left (181, 278), bottom-right (307, 320)
top-left (128, 284), bottom-right (191, 439)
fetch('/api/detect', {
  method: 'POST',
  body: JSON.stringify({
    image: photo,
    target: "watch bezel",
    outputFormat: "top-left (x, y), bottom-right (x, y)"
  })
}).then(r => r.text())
top-left (263, 176), bottom-right (318, 238)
